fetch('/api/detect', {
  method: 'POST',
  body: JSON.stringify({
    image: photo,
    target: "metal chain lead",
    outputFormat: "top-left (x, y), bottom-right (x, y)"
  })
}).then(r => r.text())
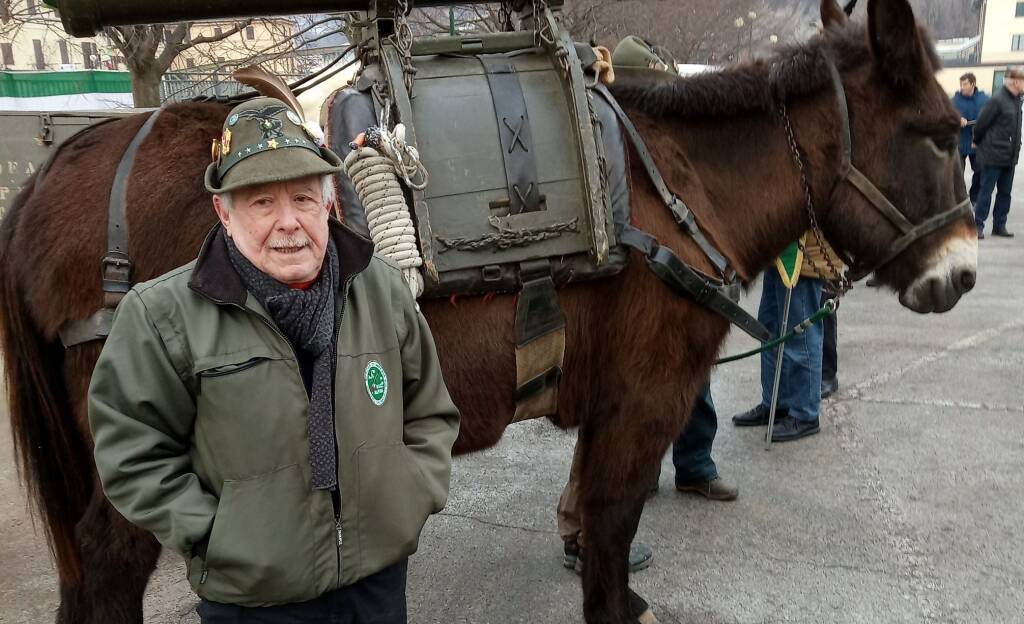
top-left (778, 99), bottom-right (852, 297)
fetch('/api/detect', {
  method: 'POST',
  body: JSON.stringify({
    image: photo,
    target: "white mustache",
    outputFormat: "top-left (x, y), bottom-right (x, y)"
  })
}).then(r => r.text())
top-left (268, 237), bottom-right (310, 250)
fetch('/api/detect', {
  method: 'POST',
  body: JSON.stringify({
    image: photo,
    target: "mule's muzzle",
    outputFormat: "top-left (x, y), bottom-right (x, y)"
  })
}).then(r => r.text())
top-left (898, 237), bottom-right (977, 314)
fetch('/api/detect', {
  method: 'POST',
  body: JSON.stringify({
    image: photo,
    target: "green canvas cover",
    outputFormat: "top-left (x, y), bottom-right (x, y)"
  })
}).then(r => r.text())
top-left (413, 52), bottom-right (589, 271)
top-left (371, 34), bottom-right (620, 297)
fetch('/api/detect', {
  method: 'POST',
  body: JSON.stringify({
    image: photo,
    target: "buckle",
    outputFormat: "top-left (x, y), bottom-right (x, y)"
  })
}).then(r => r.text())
top-left (101, 254), bottom-right (132, 294)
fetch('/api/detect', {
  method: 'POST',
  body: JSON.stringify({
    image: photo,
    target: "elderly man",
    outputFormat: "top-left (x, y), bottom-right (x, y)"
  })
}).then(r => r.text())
top-left (973, 66), bottom-right (1024, 238)
top-left (88, 97), bottom-right (460, 623)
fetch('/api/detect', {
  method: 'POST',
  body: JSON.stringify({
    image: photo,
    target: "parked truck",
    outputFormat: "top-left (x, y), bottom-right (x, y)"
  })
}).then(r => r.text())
top-left (0, 110), bottom-right (138, 217)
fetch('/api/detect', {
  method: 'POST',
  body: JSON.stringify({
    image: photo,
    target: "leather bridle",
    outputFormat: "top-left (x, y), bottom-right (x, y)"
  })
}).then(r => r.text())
top-left (778, 56), bottom-right (974, 288)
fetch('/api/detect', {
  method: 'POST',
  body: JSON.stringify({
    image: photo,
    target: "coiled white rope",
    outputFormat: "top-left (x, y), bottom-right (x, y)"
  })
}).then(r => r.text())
top-left (343, 124), bottom-right (425, 298)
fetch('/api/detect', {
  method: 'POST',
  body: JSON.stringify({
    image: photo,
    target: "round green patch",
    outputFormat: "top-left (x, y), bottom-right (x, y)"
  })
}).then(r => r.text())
top-left (364, 361), bottom-right (388, 406)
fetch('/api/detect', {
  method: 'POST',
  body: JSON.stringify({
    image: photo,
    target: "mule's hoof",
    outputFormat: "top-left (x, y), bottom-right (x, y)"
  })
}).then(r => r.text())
top-left (638, 608), bottom-right (659, 624)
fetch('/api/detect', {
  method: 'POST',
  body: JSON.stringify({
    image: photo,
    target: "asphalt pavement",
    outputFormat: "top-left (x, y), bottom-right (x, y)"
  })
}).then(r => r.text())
top-left (1, 166), bottom-right (1021, 624)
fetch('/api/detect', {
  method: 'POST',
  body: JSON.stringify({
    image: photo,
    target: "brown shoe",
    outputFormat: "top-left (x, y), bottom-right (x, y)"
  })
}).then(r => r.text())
top-left (675, 476), bottom-right (739, 501)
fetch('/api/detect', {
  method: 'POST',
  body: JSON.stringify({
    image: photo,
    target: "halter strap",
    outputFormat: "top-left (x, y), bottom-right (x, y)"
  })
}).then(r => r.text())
top-left (821, 57), bottom-right (972, 282)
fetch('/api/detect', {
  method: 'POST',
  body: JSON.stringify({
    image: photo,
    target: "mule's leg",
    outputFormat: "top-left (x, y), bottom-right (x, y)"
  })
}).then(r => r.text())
top-left (57, 490), bottom-right (161, 624)
top-left (577, 411), bottom-right (678, 624)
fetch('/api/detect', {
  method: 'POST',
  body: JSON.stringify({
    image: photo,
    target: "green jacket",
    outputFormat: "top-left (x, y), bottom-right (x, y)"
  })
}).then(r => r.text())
top-left (88, 220), bottom-right (459, 607)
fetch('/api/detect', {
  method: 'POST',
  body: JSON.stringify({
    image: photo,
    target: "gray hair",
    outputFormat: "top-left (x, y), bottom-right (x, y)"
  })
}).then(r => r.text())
top-left (217, 174), bottom-right (336, 212)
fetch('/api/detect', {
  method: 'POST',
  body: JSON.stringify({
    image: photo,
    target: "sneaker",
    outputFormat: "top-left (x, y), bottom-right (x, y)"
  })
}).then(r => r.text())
top-left (566, 541), bottom-right (654, 575)
top-left (992, 228), bottom-right (1015, 238)
top-left (732, 404), bottom-right (788, 427)
top-left (770, 415), bottom-right (821, 442)
top-left (977, 228), bottom-right (985, 240)
top-left (675, 476), bottom-right (739, 501)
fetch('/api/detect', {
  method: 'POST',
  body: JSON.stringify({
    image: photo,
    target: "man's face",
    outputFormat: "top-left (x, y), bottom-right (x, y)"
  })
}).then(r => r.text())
top-left (1008, 76), bottom-right (1024, 96)
top-left (213, 175), bottom-right (330, 285)
top-left (960, 79), bottom-right (975, 97)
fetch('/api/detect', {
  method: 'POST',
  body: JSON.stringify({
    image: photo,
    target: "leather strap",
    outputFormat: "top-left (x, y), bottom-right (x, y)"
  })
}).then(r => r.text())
top-left (593, 83), bottom-right (732, 280)
top-left (103, 108), bottom-right (163, 304)
top-left (846, 197), bottom-right (973, 282)
top-left (618, 225), bottom-right (771, 342)
top-left (480, 54), bottom-right (541, 214)
top-left (822, 58), bottom-right (973, 282)
top-left (59, 108), bottom-right (164, 348)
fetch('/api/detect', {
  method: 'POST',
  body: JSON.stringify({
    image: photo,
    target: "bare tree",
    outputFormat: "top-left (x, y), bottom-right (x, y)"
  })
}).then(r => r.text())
top-left (1, 1), bottom-right (349, 106)
top-left (561, 0), bottom-right (766, 64)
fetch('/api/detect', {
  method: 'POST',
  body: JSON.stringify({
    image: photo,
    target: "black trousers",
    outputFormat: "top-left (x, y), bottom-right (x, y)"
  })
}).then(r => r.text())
top-left (197, 560), bottom-right (408, 624)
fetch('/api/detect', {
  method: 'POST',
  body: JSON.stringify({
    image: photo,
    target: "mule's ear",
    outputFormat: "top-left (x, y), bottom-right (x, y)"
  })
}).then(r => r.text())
top-left (821, 0), bottom-right (848, 30)
top-left (868, 0), bottom-right (925, 88)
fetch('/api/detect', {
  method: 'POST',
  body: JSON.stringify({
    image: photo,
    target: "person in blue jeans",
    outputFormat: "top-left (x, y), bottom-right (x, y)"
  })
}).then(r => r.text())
top-left (732, 268), bottom-right (825, 442)
top-left (673, 383), bottom-right (737, 499)
top-left (558, 381), bottom-right (737, 575)
top-left (952, 73), bottom-right (989, 205)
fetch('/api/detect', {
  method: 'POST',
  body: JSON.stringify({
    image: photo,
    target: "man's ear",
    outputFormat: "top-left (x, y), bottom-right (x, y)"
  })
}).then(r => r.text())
top-left (212, 195), bottom-right (232, 236)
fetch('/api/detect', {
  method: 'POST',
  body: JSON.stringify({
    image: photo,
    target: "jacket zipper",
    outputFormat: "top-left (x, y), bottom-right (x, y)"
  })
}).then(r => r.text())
top-left (330, 275), bottom-right (355, 588)
top-left (200, 277), bottom-right (355, 589)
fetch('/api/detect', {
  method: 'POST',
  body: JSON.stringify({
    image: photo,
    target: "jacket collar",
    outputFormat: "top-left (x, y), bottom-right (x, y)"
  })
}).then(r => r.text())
top-left (188, 217), bottom-right (375, 307)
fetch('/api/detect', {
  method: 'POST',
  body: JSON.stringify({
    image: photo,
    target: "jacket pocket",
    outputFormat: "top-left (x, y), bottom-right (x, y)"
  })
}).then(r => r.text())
top-left (356, 443), bottom-right (434, 576)
top-left (196, 463), bottom-right (317, 606)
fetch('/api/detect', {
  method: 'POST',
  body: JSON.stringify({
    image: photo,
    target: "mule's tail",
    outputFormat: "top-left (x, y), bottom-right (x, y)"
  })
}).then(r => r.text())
top-left (0, 183), bottom-right (92, 585)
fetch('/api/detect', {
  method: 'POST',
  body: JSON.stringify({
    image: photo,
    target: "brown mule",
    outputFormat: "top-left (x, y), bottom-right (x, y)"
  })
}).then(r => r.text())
top-left (0, 1), bottom-right (976, 622)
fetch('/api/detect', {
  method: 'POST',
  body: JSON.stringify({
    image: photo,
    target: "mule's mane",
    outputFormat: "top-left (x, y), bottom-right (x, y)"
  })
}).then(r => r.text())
top-left (609, 22), bottom-right (938, 120)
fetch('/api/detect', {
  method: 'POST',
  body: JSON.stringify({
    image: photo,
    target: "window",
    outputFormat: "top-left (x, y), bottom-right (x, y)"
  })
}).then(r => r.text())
top-left (186, 57), bottom-right (195, 68)
top-left (213, 26), bottom-right (223, 37)
top-left (1017, 2), bottom-right (1024, 17)
top-left (26, 0), bottom-right (37, 15)
top-left (1014, 34), bottom-right (1024, 51)
top-left (58, 40), bottom-right (69, 64)
top-left (245, 25), bottom-right (255, 40)
top-left (82, 41), bottom-right (96, 69)
top-left (164, 28), bottom-right (174, 44)
top-left (1, 42), bottom-right (14, 66)
top-left (994, 70), bottom-right (1007, 93)
top-left (32, 39), bottom-right (44, 69)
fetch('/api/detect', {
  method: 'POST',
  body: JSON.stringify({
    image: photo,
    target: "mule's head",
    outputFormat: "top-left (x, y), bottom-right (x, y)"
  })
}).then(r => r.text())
top-left (817, 0), bottom-right (977, 313)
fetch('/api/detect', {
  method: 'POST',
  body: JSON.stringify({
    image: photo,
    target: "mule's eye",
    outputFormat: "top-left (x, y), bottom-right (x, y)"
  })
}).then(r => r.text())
top-left (928, 136), bottom-right (956, 156)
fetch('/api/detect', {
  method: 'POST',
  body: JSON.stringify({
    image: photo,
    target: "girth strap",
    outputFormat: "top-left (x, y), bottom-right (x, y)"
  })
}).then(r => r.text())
top-left (593, 83), bottom-right (733, 281)
top-left (618, 225), bottom-right (770, 342)
top-left (59, 108), bottom-right (165, 348)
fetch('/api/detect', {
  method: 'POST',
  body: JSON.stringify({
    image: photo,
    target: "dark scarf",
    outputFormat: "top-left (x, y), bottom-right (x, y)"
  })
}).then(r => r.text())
top-left (225, 235), bottom-right (340, 491)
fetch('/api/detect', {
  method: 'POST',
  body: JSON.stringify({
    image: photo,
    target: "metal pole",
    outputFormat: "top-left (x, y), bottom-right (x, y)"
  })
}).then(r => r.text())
top-left (765, 285), bottom-right (793, 451)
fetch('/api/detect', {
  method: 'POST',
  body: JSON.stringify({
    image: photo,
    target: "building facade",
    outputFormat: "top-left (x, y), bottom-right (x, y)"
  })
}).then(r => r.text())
top-left (1, 2), bottom-right (298, 77)
top-left (936, 0), bottom-right (1024, 95)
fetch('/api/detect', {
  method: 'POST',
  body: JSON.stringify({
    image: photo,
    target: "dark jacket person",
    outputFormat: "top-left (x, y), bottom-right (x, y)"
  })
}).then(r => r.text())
top-left (87, 97), bottom-right (460, 623)
top-left (972, 67), bottom-right (1024, 237)
top-left (951, 72), bottom-right (988, 203)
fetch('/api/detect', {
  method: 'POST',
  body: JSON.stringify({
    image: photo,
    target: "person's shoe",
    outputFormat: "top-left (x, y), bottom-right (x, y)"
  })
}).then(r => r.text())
top-left (732, 404), bottom-right (787, 427)
top-left (821, 377), bottom-right (839, 399)
top-left (977, 228), bottom-right (985, 240)
top-left (676, 476), bottom-right (739, 501)
top-left (568, 541), bottom-right (654, 575)
top-left (992, 228), bottom-right (1015, 238)
top-left (865, 276), bottom-right (882, 288)
top-left (770, 415), bottom-right (821, 442)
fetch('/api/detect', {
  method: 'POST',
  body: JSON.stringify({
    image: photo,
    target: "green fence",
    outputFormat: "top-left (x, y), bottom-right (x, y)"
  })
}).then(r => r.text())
top-left (0, 70), bottom-right (132, 98)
